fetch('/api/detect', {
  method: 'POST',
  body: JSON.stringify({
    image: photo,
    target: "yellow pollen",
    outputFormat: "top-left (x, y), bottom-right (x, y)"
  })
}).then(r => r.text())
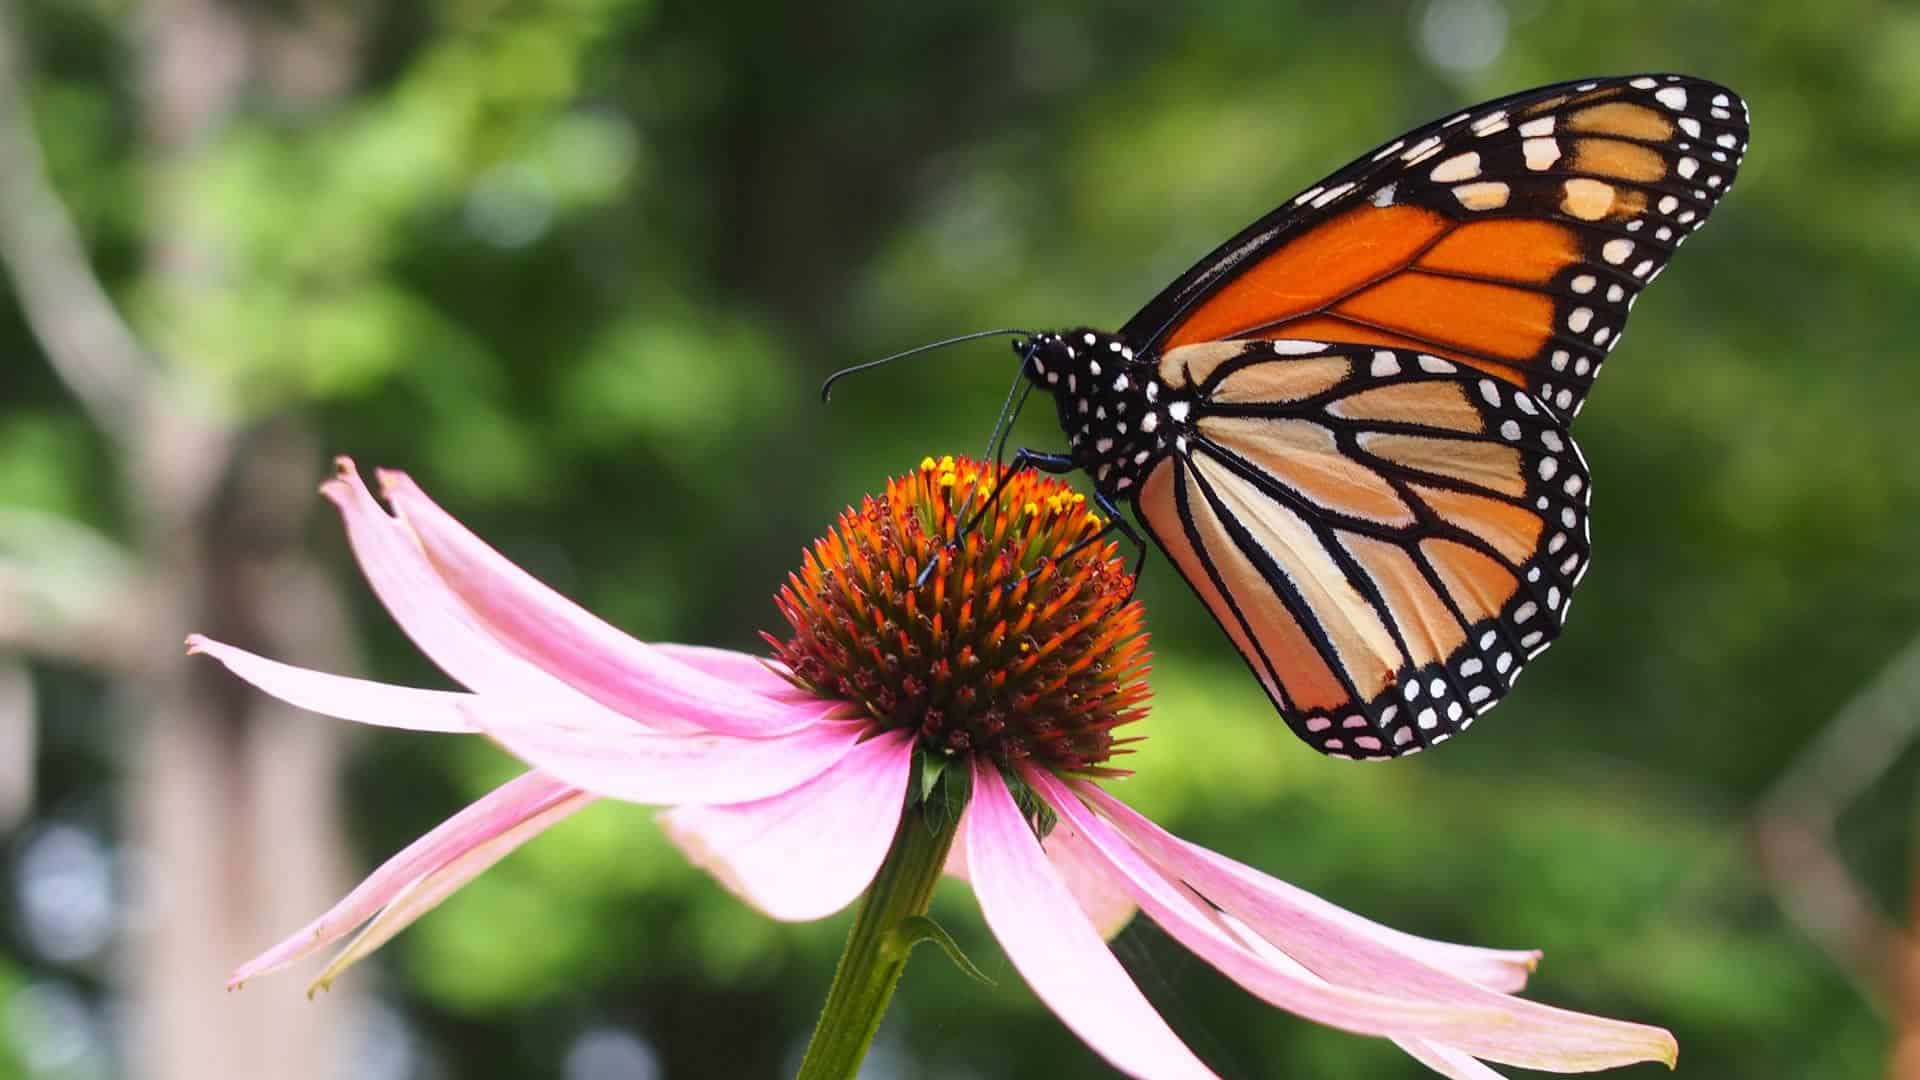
top-left (1085, 511), bottom-right (1104, 528)
top-left (1023, 501), bottom-right (1039, 517)
top-left (938, 471), bottom-right (957, 488)
top-left (920, 456), bottom-right (937, 471)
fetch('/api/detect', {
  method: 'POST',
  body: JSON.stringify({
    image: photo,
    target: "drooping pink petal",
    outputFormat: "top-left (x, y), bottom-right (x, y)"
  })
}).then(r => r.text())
top-left (464, 699), bottom-right (869, 807)
top-left (321, 460), bottom-right (688, 732)
top-left (229, 771), bottom-right (589, 989)
top-left (377, 469), bottom-right (818, 737)
top-left (1395, 1039), bottom-right (1510, 1080)
top-left (1186, 843), bottom-right (1539, 993)
top-left (1053, 775), bottom-right (1678, 1071)
top-left (1211, 907), bottom-right (1509, 1080)
top-left (963, 762), bottom-right (1217, 1080)
top-left (945, 815), bottom-right (1136, 941)
top-left (304, 782), bottom-right (592, 995)
top-left (187, 635), bottom-right (478, 733)
top-left (659, 730), bottom-right (914, 921)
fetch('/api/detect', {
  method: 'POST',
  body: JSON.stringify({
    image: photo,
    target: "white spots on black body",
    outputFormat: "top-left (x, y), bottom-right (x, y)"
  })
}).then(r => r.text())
top-left (1402, 135), bottom-right (1444, 165)
top-left (1312, 182), bottom-right (1356, 209)
top-left (1430, 151), bottom-right (1482, 183)
top-left (1271, 339), bottom-right (1326, 355)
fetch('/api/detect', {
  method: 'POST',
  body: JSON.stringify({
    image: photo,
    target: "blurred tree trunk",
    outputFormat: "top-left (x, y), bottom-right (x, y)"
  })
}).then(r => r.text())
top-left (0, 3), bottom-right (365, 1078)
top-left (1896, 833), bottom-right (1920, 1080)
top-left (125, 4), bottom-right (364, 1078)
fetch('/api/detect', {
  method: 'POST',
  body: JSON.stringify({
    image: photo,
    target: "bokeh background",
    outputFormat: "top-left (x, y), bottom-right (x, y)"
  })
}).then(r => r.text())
top-left (2, 0), bottom-right (1917, 1077)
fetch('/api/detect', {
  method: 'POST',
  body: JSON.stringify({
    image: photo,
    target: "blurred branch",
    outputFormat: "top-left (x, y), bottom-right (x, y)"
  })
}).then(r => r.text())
top-left (0, 659), bottom-right (33, 829)
top-left (0, 506), bottom-right (143, 670)
top-left (0, 11), bottom-right (156, 445)
top-left (1752, 631), bottom-right (1920, 1011)
top-left (1895, 827), bottom-right (1920, 1080)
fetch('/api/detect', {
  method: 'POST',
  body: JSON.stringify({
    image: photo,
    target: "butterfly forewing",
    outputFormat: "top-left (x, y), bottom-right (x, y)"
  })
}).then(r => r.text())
top-left (1121, 74), bottom-right (1749, 419)
top-left (1132, 340), bottom-right (1589, 758)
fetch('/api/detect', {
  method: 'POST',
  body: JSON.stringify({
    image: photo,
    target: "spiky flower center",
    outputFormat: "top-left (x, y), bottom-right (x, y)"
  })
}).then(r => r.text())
top-left (768, 457), bottom-right (1151, 773)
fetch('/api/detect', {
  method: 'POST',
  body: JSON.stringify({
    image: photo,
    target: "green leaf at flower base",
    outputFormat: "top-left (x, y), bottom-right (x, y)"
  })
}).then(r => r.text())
top-left (890, 915), bottom-right (993, 987)
top-left (914, 751), bottom-right (972, 837)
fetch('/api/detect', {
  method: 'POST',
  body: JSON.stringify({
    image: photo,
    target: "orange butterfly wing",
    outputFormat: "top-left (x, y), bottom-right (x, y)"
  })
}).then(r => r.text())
top-left (1122, 75), bottom-right (1749, 419)
top-left (1133, 340), bottom-right (1587, 757)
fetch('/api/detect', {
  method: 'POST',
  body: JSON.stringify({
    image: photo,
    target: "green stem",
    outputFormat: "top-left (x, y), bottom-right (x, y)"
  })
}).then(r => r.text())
top-left (795, 802), bottom-right (958, 1080)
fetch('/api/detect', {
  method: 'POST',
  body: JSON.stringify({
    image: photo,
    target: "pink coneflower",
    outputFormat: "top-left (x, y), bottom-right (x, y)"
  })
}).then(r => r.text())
top-left (192, 455), bottom-right (1676, 1079)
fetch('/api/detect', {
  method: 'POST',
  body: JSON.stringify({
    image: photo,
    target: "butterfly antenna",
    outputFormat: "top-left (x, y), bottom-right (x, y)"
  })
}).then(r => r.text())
top-left (953, 354), bottom-right (1039, 527)
top-left (819, 328), bottom-right (1031, 401)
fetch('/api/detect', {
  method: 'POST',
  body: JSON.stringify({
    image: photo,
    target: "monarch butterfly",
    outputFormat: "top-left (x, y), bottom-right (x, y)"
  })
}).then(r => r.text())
top-left (845, 74), bottom-right (1748, 759)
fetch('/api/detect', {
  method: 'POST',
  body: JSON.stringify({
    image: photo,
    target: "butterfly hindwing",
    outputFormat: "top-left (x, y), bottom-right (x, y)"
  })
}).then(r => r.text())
top-left (1122, 74), bottom-right (1749, 419)
top-left (1132, 340), bottom-right (1590, 758)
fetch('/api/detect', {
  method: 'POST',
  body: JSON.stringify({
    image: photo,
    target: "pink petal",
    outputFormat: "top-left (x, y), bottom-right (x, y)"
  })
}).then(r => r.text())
top-left (1395, 1040), bottom-right (1510, 1080)
top-left (187, 635), bottom-right (477, 733)
top-left (945, 814), bottom-right (1136, 941)
top-left (1187, 845), bottom-right (1539, 993)
top-left (230, 771), bottom-right (589, 988)
top-left (377, 469), bottom-right (819, 737)
top-left (653, 644), bottom-right (815, 703)
top-left (304, 784), bottom-right (592, 996)
top-left (963, 762), bottom-right (1216, 1080)
top-left (1057, 776), bottom-right (1678, 1071)
top-left (465, 699), bottom-right (869, 807)
top-left (658, 730), bottom-right (914, 921)
top-left (322, 460), bottom-right (681, 732)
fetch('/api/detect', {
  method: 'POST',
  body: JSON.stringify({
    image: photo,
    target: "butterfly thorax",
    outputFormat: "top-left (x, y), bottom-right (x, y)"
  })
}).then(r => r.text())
top-left (1020, 328), bottom-right (1185, 499)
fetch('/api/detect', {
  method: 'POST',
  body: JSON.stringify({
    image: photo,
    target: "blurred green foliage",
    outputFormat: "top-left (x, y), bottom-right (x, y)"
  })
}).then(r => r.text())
top-left (6, 0), bottom-right (1919, 1076)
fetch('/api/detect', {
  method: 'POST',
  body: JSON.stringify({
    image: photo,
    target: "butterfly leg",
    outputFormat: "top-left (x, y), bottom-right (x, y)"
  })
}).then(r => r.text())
top-left (920, 448), bottom-right (1078, 589)
top-left (959, 448), bottom-right (1076, 536)
top-left (1021, 487), bottom-right (1148, 599)
top-left (1094, 489), bottom-right (1150, 597)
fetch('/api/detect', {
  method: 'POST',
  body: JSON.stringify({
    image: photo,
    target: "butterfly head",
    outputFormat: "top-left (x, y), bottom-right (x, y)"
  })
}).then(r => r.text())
top-left (1017, 329), bottom-right (1175, 498)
